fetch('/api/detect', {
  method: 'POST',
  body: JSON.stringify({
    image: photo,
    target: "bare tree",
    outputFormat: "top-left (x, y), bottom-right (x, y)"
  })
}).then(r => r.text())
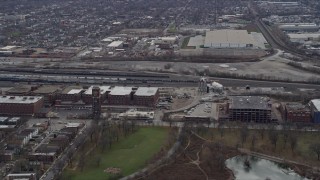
top-left (95, 156), bottom-right (102, 167)
top-left (218, 123), bottom-right (224, 138)
top-left (268, 130), bottom-right (279, 151)
top-left (78, 152), bottom-right (86, 172)
top-left (309, 143), bottom-right (320, 161)
top-left (56, 160), bottom-right (65, 172)
top-left (259, 125), bottom-right (265, 140)
top-left (100, 136), bottom-right (109, 152)
top-left (216, 153), bottom-right (225, 170)
top-left (66, 150), bottom-right (74, 167)
top-left (289, 134), bottom-right (298, 153)
top-left (251, 133), bottom-right (257, 150)
top-left (240, 125), bottom-right (249, 146)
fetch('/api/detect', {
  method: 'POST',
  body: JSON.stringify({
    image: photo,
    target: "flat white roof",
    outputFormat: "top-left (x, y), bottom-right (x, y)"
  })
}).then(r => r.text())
top-left (288, 33), bottom-right (320, 39)
top-left (84, 86), bottom-right (111, 95)
top-left (107, 41), bottom-right (123, 47)
top-left (159, 37), bottom-right (177, 41)
top-left (101, 38), bottom-right (113, 42)
top-left (311, 99), bottom-right (320, 111)
top-left (67, 89), bottom-right (83, 94)
top-left (0, 45), bottom-right (17, 50)
top-left (109, 86), bottom-right (133, 96)
top-left (135, 87), bottom-right (158, 96)
top-left (204, 30), bottom-right (256, 46)
top-left (0, 96), bottom-right (43, 104)
top-left (7, 173), bottom-right (36, 176)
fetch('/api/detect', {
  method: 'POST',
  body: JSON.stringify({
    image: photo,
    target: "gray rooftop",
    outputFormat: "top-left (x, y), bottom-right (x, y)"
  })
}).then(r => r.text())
top-left (204, 30), bottom-right (256, 46)
top-left (229, 96), bottom-right (270, 110)
top-left (0, 96), bottom-right (43, 104)
top-left (135, 87), bottom-right (158, 96)
top-left (109, 86), bottom-right (133, 96)
top-left (285, 102), bottom-right (309, 111)
top-left (33, 85), bottom-right (61, 94)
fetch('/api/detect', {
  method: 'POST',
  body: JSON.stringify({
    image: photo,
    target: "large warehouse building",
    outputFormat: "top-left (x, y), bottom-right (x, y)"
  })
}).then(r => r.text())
top-left (203, 30), bottom-right (262, 49)
top-left (0, 96), bottom-right (44, 115)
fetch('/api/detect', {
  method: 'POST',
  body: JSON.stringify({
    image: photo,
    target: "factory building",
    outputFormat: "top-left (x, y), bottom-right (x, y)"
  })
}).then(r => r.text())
top-left (278, 23), bottom-right (319, 33)
top-left (58, 86), bottom-right (84, 102)
top-left (309, 99), bottom-right (320, 123)
top-left (228, 96), bottom-right (271, 123)
top-left (280, 102), bottom-right (311, 123)
top-left (5, 85), bottom-right (35, 96)
top-left (287, 33), bottom-right (320, 43)
top-left (0, 96), bottom-right (44, 115)
top-left (203, 30), bottom-right (260, 49)
top-left (82, 86), bottom-right (111, 104)
top-left (108, 86), bottom-right (134, 105)
top-left (134, 87), bottom-right (159, 107)
top-left (32, 85), bottom-right (62, 104)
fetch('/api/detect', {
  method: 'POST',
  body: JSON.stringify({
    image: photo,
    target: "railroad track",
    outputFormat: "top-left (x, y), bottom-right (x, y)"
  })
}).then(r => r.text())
top-left (256, 18), bottom-right (312, 60)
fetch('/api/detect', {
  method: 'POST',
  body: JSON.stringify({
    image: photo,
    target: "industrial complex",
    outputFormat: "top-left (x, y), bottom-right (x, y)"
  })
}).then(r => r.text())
top-left (1, 0), bottom-right (320, 179)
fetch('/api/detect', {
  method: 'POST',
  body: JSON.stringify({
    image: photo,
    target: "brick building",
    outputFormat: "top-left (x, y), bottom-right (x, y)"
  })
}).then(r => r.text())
top-left (58, 86), bottom-right (84, 102)
top-left (281, 102), bottom-right (311, 123)
top-left (32, 85), bottom-right (62, 104)
top-left (134, 87), bottom-right (159, 107)
top-left (228, 96), bottom-right (271, 123)
top-left (0, 96), bottom-right (44, 115)
top-left (5, 85), bottom-right (35, 96)
top-left (82, 86), bottom-right (111, 104)
top-left (108, 86), bottom-right (134, 105)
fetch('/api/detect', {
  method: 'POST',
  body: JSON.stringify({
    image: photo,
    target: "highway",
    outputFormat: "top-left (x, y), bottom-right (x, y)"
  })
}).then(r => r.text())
top-left (249, 1), bottom-right (314, 60)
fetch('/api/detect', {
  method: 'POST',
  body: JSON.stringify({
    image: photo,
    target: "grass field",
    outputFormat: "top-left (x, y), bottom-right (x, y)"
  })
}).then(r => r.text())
top-left (62, 127), bottom-right (169, 180)
top-left (201, 128), bottom-right (320, 166)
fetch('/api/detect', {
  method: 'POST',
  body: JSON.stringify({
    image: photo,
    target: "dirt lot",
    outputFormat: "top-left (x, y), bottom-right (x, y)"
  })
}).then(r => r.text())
top-left (138, 132), bottom-right (239, 180)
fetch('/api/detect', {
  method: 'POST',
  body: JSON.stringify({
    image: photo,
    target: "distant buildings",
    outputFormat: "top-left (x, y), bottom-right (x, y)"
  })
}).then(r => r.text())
top-left (278, 23), bottom-right (319, 33)
top-left (6, 173), bottom-right (36, 180)
top-left (228, 96), bottom-right (271, 123)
